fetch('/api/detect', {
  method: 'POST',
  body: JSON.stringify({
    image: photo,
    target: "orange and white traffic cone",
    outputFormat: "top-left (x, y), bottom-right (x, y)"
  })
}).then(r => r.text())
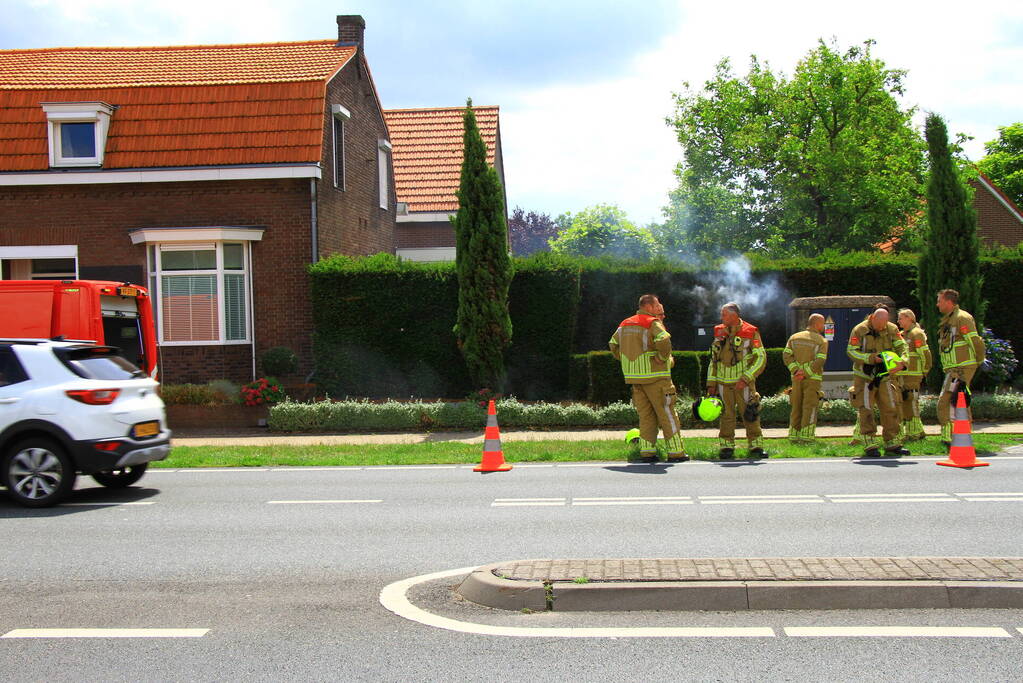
top-left (937, 391), bottom-right (989, 468)
top-left (474, 399), bottom-right (512, 472)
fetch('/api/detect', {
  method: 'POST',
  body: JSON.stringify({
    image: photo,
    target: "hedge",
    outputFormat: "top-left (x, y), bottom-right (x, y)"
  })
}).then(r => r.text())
top-left (267, 392), bottom-right (1023, 432)
top-left (578, 349), bottom-right (791, 405)
top-left (307, 251), bottom-right (1023, 400)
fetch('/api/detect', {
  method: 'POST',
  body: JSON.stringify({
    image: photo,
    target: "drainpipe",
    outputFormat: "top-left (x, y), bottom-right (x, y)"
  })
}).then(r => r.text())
top-left (310, 178), bottom-right (319, 263)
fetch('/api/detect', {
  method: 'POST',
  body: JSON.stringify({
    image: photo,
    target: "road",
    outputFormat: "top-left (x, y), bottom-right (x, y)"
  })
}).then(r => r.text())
top-left (2, 450), bottom-right (1023, 681)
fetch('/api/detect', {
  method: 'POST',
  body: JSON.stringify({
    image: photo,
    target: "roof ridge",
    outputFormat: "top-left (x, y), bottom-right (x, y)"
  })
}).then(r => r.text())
top-left (0, 39), bottom-right (341, 54)
top-left (383, 105), bottom-right (499, 113)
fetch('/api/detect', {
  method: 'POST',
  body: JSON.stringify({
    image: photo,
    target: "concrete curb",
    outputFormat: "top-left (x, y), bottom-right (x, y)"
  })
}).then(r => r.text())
top-left (456, 562), bottom-right (1023, 612)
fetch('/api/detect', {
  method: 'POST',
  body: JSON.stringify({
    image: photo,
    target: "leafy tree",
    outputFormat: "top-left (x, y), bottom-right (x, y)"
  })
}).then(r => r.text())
top-left (917, 113), bottom-right (986, 385)
top-left (507, 207), bottom-right (559, 256)
top-left (452, 99), bottom-right (514, 391)
top-left (548, 204), bottom-right (656, 259)
top-left (667, 39), bottom-right (925, 256)
top-left (977, 122), bottom-right (1023, 208)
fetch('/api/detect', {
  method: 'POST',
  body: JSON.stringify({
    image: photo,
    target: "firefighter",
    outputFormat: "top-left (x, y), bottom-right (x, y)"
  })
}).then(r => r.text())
top-left (935, 289), bottom-right (985, 445)
top-left (609, 294), bottom-right (688, 462)
top-left (706, 302), bottom-right (767, 459)
top-left (783, 313), bottom-right (829, 443)
top-left (897, 308), bottom-right (932, 442)
top-left (846, 308), bottom-right (910, 457)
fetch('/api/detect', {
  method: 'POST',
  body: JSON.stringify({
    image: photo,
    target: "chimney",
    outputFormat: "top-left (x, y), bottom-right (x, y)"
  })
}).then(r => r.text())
top-left (337, 15), bottom-right (365, 52)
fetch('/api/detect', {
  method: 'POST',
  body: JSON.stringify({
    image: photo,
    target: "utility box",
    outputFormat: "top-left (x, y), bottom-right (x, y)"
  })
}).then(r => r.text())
top-left (787, 296), bottom-right (896, 398)
top-left (691, 322), bottom-right (717, 351)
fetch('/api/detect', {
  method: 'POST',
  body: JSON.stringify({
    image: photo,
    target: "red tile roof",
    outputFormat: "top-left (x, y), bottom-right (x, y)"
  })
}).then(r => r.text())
top-left (0, 41), bottom-right (356, 170)
top-left (384, 106), bottom-right (500, 213)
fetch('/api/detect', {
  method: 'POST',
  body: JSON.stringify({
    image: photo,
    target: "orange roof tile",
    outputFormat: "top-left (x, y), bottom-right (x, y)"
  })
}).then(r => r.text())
top-left (384, 106), bottom-right (499, 213)
top-left (0, 41), bottom-right (356, 170)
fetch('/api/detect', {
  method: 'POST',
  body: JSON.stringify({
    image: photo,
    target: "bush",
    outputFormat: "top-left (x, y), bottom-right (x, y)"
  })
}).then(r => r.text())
top-left (261, 347), bottom-right (299, 377)
top-left (241, 377), bottom-right (287, 407)
top-left (160, 383), bottom-right (230, 406)
top-left (267, 392), bottom-right (1023, 432)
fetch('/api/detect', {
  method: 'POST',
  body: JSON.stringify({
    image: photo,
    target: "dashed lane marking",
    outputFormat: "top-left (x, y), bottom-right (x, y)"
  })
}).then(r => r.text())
top-left (491, 498), bottom-right (566, 507)
top-left (379, 566), bottom-right (774, 638)
top-left (1, 628), bottom-right (209, 639)
top-left (573, 497), bottom-right (692, 506)
top-left (60, 502), bottom-right (155, 507)
top-left (784, 626), bottom-right (1012, 638)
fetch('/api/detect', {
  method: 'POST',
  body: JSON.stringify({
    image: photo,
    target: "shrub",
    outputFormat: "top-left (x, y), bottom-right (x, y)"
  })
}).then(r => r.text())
top-left (977, 328), bottom-right (1018, 388)
top-left (261, 347), bottom-right (299, 377)
top-left (241, 377), bottom-right (287, 407)
top-left (160, 383), bottom-right (229, 406)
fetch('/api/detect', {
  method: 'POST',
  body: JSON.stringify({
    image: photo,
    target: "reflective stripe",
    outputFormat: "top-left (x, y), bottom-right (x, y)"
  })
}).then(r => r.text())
top-left (486, 414), bottom-right (498, 427)
top-left (955, 406), bottom-right (969, 421)
top-left (483, 439), bottom-right (502, 451)
top-left (951, 433), bottom-right (973, 447)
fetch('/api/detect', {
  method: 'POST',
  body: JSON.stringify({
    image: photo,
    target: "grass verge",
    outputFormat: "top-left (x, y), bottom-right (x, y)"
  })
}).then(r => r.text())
top-left (155, 434), bottom-right (1023, 468)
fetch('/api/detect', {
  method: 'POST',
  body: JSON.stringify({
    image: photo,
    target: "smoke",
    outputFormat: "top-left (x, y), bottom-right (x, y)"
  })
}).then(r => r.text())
top-left (689, 255), bottom-right (791, 325)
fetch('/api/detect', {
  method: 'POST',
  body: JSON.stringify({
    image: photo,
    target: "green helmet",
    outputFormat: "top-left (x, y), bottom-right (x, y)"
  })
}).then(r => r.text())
top-left (693, 396), bottom-right (724, 422)
top-left (624, 428), bottom-right (641, 444)
top-left (879, 350), bottom-right (901, 374)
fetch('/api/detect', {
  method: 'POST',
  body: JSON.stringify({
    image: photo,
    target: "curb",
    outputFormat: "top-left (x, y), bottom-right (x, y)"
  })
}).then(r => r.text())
top-left (457, 562), bottom-right (1023, 612)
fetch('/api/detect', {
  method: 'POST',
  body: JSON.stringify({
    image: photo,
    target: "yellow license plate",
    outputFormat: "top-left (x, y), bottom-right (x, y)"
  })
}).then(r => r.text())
top-left (133, 421), bottom-right (159, 438)
top-left (118, 286), bottom-right (139, 297)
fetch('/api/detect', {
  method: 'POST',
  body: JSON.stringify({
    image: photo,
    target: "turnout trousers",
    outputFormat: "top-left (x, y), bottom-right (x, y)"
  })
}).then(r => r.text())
top-left (937, 365), bottom-right (977, 442)
top-left (718, 381), bottom-right (763, 449)
top-left (632, 379), bottom-right (685, 455)
top-left (788, 378), bottom-right (822, 441)
top-left (899, 376), bottom-right (926, 442)
top-left (852, 376), bottom-right (902, 451)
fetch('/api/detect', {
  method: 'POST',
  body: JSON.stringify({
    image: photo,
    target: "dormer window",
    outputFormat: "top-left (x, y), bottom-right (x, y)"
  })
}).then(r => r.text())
top-left (41, 102), bottom-right (114, 168)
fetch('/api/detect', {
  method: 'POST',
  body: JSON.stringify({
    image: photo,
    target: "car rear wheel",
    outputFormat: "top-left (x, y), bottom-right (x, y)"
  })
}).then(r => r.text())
top-left (3, 438), bottom-right (77, 507)
top-left (91, 464), bottom-right (148, 488)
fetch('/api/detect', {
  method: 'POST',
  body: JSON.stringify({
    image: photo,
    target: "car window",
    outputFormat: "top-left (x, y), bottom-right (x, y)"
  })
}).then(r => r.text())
top-left (0, 347), bottom-right (30, 387)
top-left (55, 347), bottom-right (145, 380)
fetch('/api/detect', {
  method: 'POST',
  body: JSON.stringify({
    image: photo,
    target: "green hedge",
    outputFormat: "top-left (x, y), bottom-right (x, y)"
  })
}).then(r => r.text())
top-left (268, 392), bottom-right (1023, 432)
top-left (307, 252), bottom-right (1023, 400)
top-left (576, 348), bottom-right (791, 405)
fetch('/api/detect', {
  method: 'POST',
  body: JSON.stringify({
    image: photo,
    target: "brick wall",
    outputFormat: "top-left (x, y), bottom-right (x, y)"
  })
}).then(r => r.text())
top-left (972, 179), bottom-right (1023, 248)
top-left (317, 52), bottom-right (396, 258)
top-left (396, 220), bottom-right (456, 248)
top-left (0, 177), bottom-right (314, 384)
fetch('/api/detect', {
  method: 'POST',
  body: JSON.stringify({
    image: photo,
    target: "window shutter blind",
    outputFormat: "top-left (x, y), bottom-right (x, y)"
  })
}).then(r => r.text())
top-left (161, 275), bottom-right (218, 342)
top-left (224, 274), bottom-right (246, 341)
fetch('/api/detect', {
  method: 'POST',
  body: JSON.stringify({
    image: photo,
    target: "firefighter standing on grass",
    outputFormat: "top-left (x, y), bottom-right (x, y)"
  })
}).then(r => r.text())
top-left (846, 308), bottom-right (910, 457)
top-left (783, 313), bottom-right (829, 443)
top-left (706, 302), bottom-right (767, 459)
top-left (935, 289), bottom-right (985, 446)
top-left (609, 294), bottom-right (688, 462)
top-left (897, 308), bottom-right (932, 442)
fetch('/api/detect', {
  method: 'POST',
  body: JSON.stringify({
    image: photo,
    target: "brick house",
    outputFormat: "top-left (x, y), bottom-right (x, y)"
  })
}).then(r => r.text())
top-left (384, 106), bottom-right (505, 261)
top-left (972, 172), bottom-right (1023, 248)
top-left (0, 16), bottom-right (397, 383)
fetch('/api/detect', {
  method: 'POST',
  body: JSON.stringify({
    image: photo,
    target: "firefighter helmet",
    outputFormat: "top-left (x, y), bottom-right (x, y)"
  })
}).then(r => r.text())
top-left (693, 396), bottom-right (724, 422)
top-left (879, 350), bottom-right (902, 375)
top-left (624, 428), bottom-right (641, 444)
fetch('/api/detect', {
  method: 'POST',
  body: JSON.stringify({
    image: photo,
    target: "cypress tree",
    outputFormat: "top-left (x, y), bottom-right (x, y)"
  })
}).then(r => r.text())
top-left (917, 113), bottom-right (986, 386)
top-left (452, 98), bottom-right (513, 391)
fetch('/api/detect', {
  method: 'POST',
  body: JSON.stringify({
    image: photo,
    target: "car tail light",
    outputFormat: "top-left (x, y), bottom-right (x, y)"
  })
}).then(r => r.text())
top-left (93, 441), bottom-right (124, 452)
top-left (65, 389), bottom-right (121, 405)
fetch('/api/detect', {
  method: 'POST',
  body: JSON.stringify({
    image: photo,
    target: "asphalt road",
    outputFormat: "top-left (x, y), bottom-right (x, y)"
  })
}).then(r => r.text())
top-left (2, 451), bottom-right (1023, 681)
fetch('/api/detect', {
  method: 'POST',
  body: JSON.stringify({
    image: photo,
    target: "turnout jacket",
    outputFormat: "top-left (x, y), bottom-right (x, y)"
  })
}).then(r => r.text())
top-left (609, 311), bottom-right (673, 384)
top-left (938, 306), bottom-right (985, 371)
top-left (901, 322), bottom-right (932, 377)
top-left (707, 320), bottom-right (766, 387)
top-left (783, 327), bottom-right (829, 381)
top-left (846, 319), bottom-right (908, 380)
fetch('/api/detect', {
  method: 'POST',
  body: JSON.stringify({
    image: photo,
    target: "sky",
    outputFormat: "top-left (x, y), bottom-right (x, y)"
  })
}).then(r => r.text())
top-left (3, 0), bottom-right (1022, 226)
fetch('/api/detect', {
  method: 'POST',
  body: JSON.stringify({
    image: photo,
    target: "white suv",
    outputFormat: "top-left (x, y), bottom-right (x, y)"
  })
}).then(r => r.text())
top-left (0, 340), bottom-right (170, 507)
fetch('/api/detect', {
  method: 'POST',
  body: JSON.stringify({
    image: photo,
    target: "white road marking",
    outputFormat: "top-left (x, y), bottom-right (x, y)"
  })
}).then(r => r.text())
top-left (574, 499), bottom-right (693, 506)
top-left (700, 495), bottom-right (823, 500)
top-left (574, 497), bottom-right (692, 501)
top-left (61, 502), bottom-right (155, 507)
top-left (956, 492), bottom-right (1023, 496)
top-left (373, 466), bottom-right (459, 470)
top-left (266, 500), bottom-right (382, 505)
top-left (784, 626), bottom-right (1011, 638)
top-left (960, 497), bottom-right (1023, 502)
top-left (491, 501), bottom-right (566, 507)
top-left (828, 498), bottom-right (957, 504)
top-left (494, 498), bottom-right (564, 501)
top-left (1, 628), bottom-right (209, 639)
top-left (700, 499), bottom-right (825, 505)
top-left (181, 469), bottom-right (270, 473)
top-left (379, 566), bottom-right (774, 638)
top-left (558, 463), bottom-right (612, 468)
top-left (827, 493), bottom-right (951, 498)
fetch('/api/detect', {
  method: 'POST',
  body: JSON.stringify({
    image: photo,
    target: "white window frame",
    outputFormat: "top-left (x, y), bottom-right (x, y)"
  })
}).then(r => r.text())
top-left (41, 102), bottom-right (114, 168)
top-left (0, 245), bottom-right (78, 280)
top-left (331, 104), bottom-right (351, 191)
top-left (377, 138), bottom-right (392, 210)
top-left (130, 227), bottom-right (263, 347)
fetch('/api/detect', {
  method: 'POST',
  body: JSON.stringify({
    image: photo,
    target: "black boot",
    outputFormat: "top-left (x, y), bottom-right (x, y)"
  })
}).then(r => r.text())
top-left (884, 446), bottom-right (910, 456)
top-left (718, 448), bottom-right (734, 460)
top-left (749, 448), bottom-right (768, 459)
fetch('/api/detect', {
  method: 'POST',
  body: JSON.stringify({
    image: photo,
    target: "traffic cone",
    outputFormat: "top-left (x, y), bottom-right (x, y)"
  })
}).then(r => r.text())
top-left (474, 399), bottom-right (512, 472)
top-left (937, 391), bottom-right (989, 468)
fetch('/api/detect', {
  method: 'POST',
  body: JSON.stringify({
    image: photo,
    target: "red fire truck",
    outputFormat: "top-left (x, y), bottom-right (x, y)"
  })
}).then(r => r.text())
top-left (0, 280), bottom-right (158, 378)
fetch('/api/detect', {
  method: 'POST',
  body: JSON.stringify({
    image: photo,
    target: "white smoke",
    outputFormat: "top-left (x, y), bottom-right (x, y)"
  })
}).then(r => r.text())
top-left (691, 255), bottom-right (789, 324)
